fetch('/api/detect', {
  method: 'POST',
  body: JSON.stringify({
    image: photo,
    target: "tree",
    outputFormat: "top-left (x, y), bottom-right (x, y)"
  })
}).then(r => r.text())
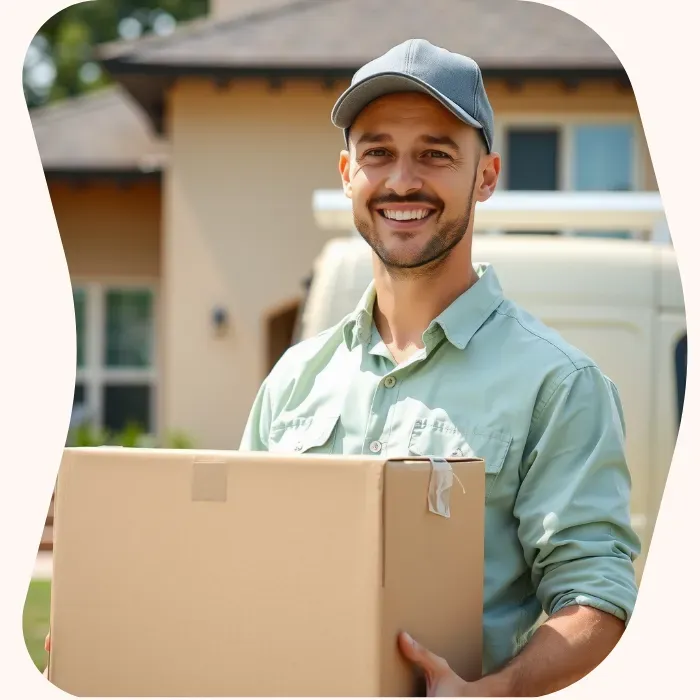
top-left (24, 0), bottom-right (209, 108)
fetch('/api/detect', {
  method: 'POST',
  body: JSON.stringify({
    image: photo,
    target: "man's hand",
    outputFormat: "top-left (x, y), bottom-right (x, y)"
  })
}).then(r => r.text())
top-left (400, 607), bottom-right (625, 697)
top-left (398, 632), bottom-right (485, 697)
top-left (42, 632), bottom-right (50, 678)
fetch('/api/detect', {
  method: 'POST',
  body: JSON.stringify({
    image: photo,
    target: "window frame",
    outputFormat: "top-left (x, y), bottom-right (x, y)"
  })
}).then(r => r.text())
top-left (486, 113), bottom-right (645, 239)
top-left (72, 277), bottom-right (159, 436)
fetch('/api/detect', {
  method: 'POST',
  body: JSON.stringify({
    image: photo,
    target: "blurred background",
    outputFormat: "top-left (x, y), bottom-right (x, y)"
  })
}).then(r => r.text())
top-left (24, 0), bottom-right (685, 672)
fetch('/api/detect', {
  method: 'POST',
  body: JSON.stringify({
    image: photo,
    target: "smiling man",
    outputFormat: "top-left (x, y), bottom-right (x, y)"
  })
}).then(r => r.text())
top-left (240, 40), bottom-right (640, 696)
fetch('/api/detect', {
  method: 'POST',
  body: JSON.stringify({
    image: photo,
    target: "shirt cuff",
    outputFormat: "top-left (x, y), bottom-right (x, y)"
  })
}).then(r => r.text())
top-left (550, 592), bottom-right (632, 626)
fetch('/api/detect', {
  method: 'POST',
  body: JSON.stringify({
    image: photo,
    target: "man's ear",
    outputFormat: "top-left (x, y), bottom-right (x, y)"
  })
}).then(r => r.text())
top-left (475, 152), bottom-right (501, 203)
top-left (339, 150), bottom-right (352, 198)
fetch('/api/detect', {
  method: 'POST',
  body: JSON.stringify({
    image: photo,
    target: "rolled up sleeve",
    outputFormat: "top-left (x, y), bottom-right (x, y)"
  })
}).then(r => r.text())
top-left (515, 364), bottom-right (641, 625)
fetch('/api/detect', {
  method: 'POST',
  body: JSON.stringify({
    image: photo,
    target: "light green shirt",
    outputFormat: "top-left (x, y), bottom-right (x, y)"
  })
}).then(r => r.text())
top-left (240, 264), bottom-right (640, 675)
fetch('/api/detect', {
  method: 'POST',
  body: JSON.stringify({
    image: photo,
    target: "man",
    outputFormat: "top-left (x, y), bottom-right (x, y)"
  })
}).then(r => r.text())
top-left (240, 39), bottom-right (640, 696)
top-left (44, 38), bottom-right (639, 697)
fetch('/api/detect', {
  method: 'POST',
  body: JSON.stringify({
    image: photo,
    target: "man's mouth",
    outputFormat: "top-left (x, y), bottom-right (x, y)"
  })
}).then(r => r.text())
top-left (377, 208), bottom-right (435, 221)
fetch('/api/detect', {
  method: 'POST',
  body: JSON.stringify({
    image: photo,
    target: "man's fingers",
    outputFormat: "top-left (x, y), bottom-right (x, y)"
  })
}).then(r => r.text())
top-left (44, 632), bottom-right (51, 653)
top-left (398, 631), bottom-right (449, 677)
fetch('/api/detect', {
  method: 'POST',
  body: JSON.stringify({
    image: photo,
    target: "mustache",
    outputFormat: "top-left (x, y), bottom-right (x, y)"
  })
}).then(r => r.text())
top-left (369, 193), bottom-right (442, 209)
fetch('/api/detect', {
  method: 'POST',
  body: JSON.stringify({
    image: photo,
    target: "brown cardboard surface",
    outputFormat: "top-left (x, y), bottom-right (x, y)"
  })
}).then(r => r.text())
top-left (49, 448), bottom-right (484, 697)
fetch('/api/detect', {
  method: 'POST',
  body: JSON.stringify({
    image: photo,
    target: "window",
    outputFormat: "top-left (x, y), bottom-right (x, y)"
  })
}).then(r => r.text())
top-left (572, 124), bottom-right (635, 238)
top-left (506, 129), bottom-right (560, 191)
top-left (675, 332), bottom-right (687, 428)
top-left (72, 283), bottom-right (157, 435)
top-left (572, 124), bottom-right (634, 192)
top-left (498, 118), bottom-right (638, 239)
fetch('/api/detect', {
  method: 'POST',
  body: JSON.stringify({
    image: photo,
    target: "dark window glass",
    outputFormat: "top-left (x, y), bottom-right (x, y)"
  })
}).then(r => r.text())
top-left (506, 129), bottom-right (560, 191)
top-left (104, 290), bottom-right (153, 368)
top-left (103, 384), bottom-right (152, 433)
top-left (675, 333), bottom-right (687, 428)
top-left (73, 289), bottom-right (86, 368)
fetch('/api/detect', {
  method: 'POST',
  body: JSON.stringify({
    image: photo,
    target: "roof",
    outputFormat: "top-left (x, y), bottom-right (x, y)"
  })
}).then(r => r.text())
top-left (101, 0), bottom-right (620, 71)
top-left (99, 0), bottom-right (626, 132)
top-left (35, 0), bottom-right (626, 168)
top-left (30, 85), bottom-right (168, 177)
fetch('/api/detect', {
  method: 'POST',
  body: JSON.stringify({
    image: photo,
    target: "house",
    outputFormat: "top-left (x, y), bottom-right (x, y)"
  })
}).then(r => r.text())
top-left (30, 0), bottom-right (658, 450)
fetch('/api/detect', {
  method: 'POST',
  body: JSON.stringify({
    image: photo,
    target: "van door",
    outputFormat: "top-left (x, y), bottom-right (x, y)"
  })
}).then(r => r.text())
top-left (647, 316), bottom-right (686, 572)
top-left (525, 303), bottom-right (655, 581)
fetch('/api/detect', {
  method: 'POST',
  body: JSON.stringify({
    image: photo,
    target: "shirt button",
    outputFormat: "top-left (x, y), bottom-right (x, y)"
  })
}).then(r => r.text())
top-left (383, 376), bottom-right (396, 389)
top-left (369, 440), bottom-right (382, 454)
top-left (294, 441), bottom-right (304, 452)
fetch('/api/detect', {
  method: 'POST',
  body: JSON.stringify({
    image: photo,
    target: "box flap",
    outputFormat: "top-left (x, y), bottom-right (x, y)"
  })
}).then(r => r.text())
top-left (380, 458), bottom-right (485, 695)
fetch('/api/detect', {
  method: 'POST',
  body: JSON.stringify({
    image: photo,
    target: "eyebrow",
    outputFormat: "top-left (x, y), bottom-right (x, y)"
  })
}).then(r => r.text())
top-left (355, 132), bottom-right (461, 152)
top-left (421, 134), bottom-right (461, 151)
top-left (355, 132), bottom-right (392, 146)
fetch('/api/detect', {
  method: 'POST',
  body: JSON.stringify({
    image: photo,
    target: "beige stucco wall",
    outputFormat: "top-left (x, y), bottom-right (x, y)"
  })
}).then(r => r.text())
top-left (161, 76), bottom-right (655, 449)
top-left (162, 80), bottom-right (345, 448)
top-left (50, 179), bottom-right (161, 279)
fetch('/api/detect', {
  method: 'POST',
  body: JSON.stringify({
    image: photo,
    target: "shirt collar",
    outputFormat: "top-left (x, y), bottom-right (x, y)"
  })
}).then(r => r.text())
top-left (342, 263), bottom-right (505, 351)
top-left (343, 279), bottom-right (376, 349)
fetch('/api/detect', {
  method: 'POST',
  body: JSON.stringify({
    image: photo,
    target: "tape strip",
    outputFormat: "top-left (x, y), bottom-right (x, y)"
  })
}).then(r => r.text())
top-left (191, 461), bottom-right (228, 502)
top-left (427, 456), bottom-right (453, 518)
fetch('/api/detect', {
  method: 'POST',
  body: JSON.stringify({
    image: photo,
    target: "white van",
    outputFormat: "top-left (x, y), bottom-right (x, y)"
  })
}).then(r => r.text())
top-left (296, 234), bottom-right (686, 580)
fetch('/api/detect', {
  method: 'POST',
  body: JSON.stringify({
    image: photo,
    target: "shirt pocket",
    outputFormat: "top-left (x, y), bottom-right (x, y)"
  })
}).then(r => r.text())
top-left (407, 419), bottom-right (512, 502)
top-left (268, 414), bottom-right (340, 454)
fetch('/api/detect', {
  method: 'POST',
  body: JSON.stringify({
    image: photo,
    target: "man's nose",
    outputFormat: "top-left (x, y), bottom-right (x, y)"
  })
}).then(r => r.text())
top-left (384, 157), bottom-right (422, 196)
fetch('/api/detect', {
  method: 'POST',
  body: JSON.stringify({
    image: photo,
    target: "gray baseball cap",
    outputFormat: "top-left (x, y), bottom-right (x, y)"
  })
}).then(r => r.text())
top-left (331, 39), bottom-right (494, 152)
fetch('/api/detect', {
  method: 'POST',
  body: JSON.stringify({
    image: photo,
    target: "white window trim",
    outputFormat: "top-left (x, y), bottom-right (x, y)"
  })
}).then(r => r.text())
top-left (486, 113), bottom-right (645, 239)
top-left (72, 278), bottom-right (159, 437)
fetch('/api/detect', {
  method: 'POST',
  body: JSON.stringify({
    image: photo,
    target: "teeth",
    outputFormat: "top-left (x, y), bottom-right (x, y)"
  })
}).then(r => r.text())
top-left (382, 209), bottom-right (431, 221)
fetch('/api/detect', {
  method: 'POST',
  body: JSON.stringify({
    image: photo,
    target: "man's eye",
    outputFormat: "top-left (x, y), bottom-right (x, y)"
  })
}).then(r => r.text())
top-left (365, 149), bottom-right (389, 157)
top-left (427, 150), bottom-right (450, 159)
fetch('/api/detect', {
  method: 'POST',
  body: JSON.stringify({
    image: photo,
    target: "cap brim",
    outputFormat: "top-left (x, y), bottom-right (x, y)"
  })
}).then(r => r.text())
top-left (331, 72), bottom-right (484, 135)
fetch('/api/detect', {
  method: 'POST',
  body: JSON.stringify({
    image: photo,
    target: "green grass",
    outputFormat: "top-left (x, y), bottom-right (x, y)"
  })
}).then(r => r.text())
top-left (23, 579), bottom-right (51, 670)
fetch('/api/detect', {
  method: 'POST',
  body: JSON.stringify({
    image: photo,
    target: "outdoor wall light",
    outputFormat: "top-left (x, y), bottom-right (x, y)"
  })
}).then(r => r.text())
top-left (212, 307), bottom-right (229, 336)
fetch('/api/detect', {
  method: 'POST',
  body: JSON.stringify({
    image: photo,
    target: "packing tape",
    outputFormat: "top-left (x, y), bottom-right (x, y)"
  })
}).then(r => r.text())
top-left (427, 457), bottom-right (453, 518)
top-left (191, 460), bottom-right (228, 502)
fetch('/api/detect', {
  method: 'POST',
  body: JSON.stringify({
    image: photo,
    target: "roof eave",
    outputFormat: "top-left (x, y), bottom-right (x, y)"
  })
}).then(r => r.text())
top-left (103, 58), bottom-right (627, 80)
top-left (44, 167), bottom-right (163, 184)
top-left (101, 59), bottom-right (630, 134)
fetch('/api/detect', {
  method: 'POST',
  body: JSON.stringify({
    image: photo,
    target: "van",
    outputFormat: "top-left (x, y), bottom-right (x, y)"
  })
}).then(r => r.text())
top-left (296, 234), bottom-right (686, 580)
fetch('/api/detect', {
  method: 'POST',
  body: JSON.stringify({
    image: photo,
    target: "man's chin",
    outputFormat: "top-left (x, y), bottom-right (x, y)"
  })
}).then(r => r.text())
top-left (356, 224), bottom-right (456, 270)
top-left (377, 247), bottom-right (448, 272)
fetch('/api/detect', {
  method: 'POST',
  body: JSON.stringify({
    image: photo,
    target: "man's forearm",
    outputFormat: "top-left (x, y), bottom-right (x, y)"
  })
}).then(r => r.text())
top-left (474, 605), bottom-right (626, 697)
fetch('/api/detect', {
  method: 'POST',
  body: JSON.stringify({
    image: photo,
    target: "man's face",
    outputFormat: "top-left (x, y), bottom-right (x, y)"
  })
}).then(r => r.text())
top-left (339, 92), bottom-right (499, 274)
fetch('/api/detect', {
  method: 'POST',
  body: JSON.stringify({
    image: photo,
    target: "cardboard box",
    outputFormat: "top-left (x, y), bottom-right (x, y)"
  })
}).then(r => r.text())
top-left (48, 447), bottom-right (485, 697)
